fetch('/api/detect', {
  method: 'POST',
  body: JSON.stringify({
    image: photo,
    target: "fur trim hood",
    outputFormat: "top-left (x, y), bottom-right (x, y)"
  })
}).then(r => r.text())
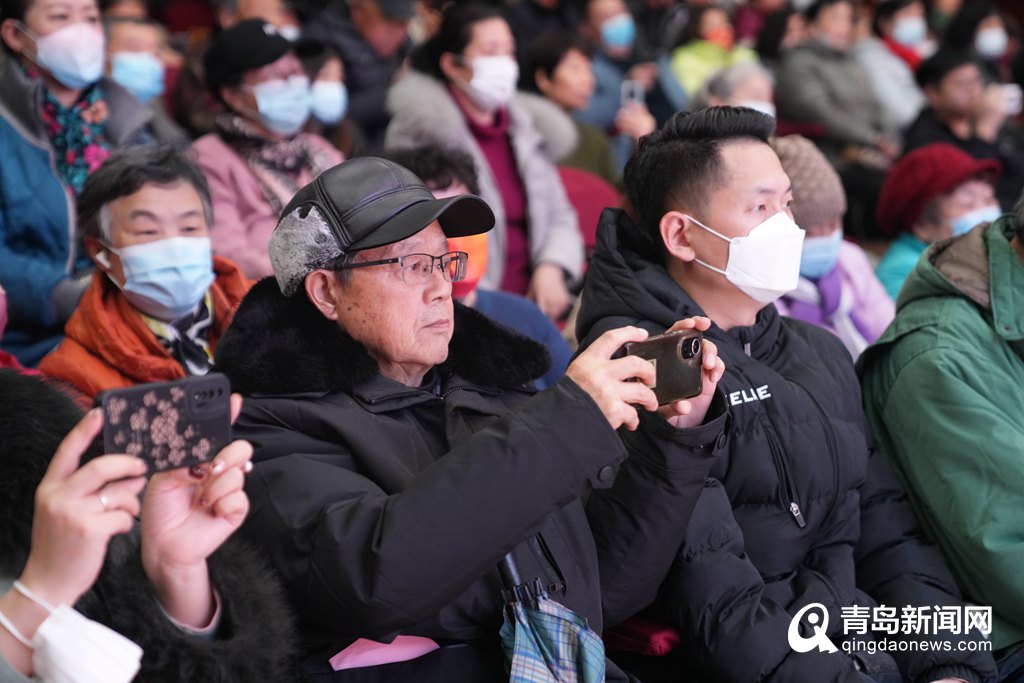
top-left (214, 278), bottom-right (552, 397)
top-left (386, 71), bottom-right (579, 163)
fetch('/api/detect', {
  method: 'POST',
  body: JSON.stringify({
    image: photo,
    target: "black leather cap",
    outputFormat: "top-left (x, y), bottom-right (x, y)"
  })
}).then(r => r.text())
top-left (280, 157), bottom-right (495, 253)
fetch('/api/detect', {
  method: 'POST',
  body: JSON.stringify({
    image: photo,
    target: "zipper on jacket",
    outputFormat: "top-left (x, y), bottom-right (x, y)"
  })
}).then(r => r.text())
top-left (440, 383), bottom-right (501, 400)
top-left (763, 422), bottom-right (807, 528)
top-left (789, 378), bottom-right (842, 525)
top-left (529, 535), bottom-right (568, 596)
top-left (365, 390), bottom-right (423, 405)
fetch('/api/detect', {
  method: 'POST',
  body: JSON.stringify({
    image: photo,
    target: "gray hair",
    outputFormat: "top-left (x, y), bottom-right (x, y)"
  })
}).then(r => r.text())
top-left (694, 62), bottom-right (775, 110)
top-left (77, 146), bottom-right (214, 245)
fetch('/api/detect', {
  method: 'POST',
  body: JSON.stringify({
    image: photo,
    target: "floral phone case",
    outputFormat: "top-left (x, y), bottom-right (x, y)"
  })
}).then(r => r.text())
top-left (99, 374), bottom-right (232, 474)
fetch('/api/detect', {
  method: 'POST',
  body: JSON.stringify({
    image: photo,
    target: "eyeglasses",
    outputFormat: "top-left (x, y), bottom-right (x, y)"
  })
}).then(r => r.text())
top-left (335, 251), bottom-right (469, 285)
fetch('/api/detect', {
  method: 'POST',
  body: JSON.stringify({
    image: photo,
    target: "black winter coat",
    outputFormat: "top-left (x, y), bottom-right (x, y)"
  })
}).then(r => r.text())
top-left (214, 278), bottom-right (728, 682)
top-left (574, 209), bottom-right (997, 683)
top-left (0, 370), bottom-right (296, 682)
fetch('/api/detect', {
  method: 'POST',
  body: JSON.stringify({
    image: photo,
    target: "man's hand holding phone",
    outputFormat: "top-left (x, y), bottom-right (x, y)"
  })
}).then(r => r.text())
top-left (657, 317), bottom-right (725, 430)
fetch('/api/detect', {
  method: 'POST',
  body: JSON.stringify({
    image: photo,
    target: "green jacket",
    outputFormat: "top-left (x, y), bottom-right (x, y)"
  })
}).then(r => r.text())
top-left (858, 217), bottom-right (1024, 655)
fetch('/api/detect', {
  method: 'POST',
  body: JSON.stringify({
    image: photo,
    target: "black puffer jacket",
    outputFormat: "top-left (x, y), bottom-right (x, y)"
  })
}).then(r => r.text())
top-left (575, 209), bottom-right (997, 683)
top-left (214, 278), bottom-right (728, 682)
top-left (0, 370), bottom-right (296, 683)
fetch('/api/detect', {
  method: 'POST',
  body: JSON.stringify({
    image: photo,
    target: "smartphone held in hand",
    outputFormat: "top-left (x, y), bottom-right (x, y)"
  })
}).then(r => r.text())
top-left (617, 331), bottom-right (704, 405)
top-left (98, 374), bottom-right (232, 474)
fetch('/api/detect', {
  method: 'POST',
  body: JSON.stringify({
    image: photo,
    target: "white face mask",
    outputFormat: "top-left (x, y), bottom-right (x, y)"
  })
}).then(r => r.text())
top-left (736, 99), bottom-right (776, 119)
top-left (20, 21), bottom-right (105, 89)
top-left (13, 581), bottom-right (142, 683)
top-left (975, 26), bottom-right (1008, 59)
top-left (460, 55), bottom-right (519, 112)
top-left (688, 211), bottom-right (806, 304)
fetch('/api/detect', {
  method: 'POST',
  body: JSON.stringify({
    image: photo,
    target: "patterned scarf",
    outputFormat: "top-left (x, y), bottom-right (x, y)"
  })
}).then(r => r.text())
top-left (214, 113), bottom-right (337, 214)
top-left (141, 293), bottom-right (214, 376)
top-left (38, 79), bottom-right (113, 195)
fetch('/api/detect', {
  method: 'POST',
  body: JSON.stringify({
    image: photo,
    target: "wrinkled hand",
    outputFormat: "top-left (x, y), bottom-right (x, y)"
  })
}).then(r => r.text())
top-left (140, 394), bottom-right (253, 628)
top-left (20, 409), bottom-right (147, 607)
top-left (527, 263), bottom-right (571, 320)
top-left (656, 317), bottom-right (726, 429)
top-left (567, 326), bottom-right (658, 431)
top-left (874, 135), bottom-right (901, 162)
top-left (615, 101), bottom-right (656, 141)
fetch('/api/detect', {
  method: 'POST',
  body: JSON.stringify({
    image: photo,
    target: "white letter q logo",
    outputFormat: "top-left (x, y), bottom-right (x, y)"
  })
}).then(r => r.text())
top-left (788, 603), bottom-right (839, 653)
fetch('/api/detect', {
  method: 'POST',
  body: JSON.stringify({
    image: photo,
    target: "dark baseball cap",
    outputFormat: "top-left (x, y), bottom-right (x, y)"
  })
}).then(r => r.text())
top-left (269, 157), bottom-right (495, 296)
top-left (204, 20), bottom-right (294, 96)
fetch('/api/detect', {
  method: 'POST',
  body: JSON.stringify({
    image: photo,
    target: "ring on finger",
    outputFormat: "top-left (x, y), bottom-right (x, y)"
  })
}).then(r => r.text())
top-left (99, 493), bottom-right (110, 510)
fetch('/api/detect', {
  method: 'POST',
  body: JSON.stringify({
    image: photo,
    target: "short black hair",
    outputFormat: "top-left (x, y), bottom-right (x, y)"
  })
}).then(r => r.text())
top-left (942, 0), bottom-right (998, 51)
top-left (916, 48), bottom-right (981, 89)
top-left (804, 0), bottom-right (855, 23)
top-left (871, 0), bottom-right (919, 37)
top-left (622, 107), bottom-right (775, 258)
top-left (410, 2), bottom-right (507, 81)
top-left (521, 31), bottom-right (590, 94)
top-left (78, 146), bottom-right (213, 242)
top-left (383, 145), bottom-right (481, 196)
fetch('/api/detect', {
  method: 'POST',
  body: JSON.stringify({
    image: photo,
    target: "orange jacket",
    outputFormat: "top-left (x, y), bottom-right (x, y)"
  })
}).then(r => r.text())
top-left (39, 257), bottom-right (251, 400)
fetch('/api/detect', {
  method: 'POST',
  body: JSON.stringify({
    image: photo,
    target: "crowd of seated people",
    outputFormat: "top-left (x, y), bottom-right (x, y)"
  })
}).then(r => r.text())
top-left (3, 0), bottom-right (1024, 681)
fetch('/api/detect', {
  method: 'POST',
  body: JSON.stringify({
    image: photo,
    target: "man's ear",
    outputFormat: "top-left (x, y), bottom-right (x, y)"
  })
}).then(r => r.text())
top-left (534, 68), bottom-right (552, 96)
top-left (304, 270), bottom-right (342, 321)
top-left (660, 210), bottom-right (698, 262)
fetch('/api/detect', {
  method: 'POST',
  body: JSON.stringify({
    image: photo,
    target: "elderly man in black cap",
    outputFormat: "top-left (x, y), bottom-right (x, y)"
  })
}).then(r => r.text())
top-left (214, 156), bottom-right (730, 681)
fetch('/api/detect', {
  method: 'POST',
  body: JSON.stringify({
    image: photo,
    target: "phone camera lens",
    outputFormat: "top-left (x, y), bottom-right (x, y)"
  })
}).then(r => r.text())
top-left (682, 337), bottom-right (702, 359)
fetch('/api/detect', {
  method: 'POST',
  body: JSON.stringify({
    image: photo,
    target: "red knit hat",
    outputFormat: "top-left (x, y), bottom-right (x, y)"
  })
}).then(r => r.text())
top-left (876, 144), bottom-right (1001, 236)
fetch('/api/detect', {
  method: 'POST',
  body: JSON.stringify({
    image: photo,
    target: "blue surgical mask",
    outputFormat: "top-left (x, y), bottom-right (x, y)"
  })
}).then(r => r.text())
top-left (799, 229), bottom-right (843, 280)
top-left (310, 80), bottom-right (348, 124)
top-left (111, 51), bottom-right (165, 103)
top-left (951, 204), bottom-right (1001, 236)
top-left (104, 237), bottom-right (214, 321)
top-left (250, 75), bottom-right (311, 136)
top-left (601, 13), bottom-right (635, 50)
top-left (891, 16), bottom-right (927, 47)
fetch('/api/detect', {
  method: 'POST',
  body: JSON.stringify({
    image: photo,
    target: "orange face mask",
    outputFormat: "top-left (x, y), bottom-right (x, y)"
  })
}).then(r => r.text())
top-left (447, 232), bottom-right (489, 300)
top-left (705, 25), bottom-right (735, 51)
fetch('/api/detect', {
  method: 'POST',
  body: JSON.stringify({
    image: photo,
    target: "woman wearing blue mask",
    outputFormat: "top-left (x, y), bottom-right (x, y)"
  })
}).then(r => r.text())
top-left (190, 20), bottom-right (343, 280)
top-left (299, 48), bottom-right (357, 157)
top-left (770, 135), bottom-right (895, 359)
top-left (0, 0), bottom-right (160, 366)
top-left (876, 143), bottom-right (1003, 301)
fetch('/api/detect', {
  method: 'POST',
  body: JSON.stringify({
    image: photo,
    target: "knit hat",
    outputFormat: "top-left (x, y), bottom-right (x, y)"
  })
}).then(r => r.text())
top-left (769, 135), bottom-right (847, 230)
top-left (876, 144), bottom-right (1001, 236)
top-left (269, 157), bottom-right (494, 296)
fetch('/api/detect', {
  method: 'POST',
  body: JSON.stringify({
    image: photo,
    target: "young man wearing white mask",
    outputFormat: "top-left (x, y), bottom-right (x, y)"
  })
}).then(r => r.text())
top-left (190, 19), bottom-right (343, 279)
top-left (575, 107), bottom-right (996, 683)
top-left (39, 146), bottom-right (251, 400)
top-left (386, 2), bottom-right (583, 321)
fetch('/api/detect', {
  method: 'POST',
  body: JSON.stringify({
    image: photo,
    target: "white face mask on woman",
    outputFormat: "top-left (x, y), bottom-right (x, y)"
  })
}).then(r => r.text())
top-left (459, 55), bottom-right (519, 112)
top-left (687, 211), bottom-right (806, 304)
top-left (19, 21), bottom-right (105, 89)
